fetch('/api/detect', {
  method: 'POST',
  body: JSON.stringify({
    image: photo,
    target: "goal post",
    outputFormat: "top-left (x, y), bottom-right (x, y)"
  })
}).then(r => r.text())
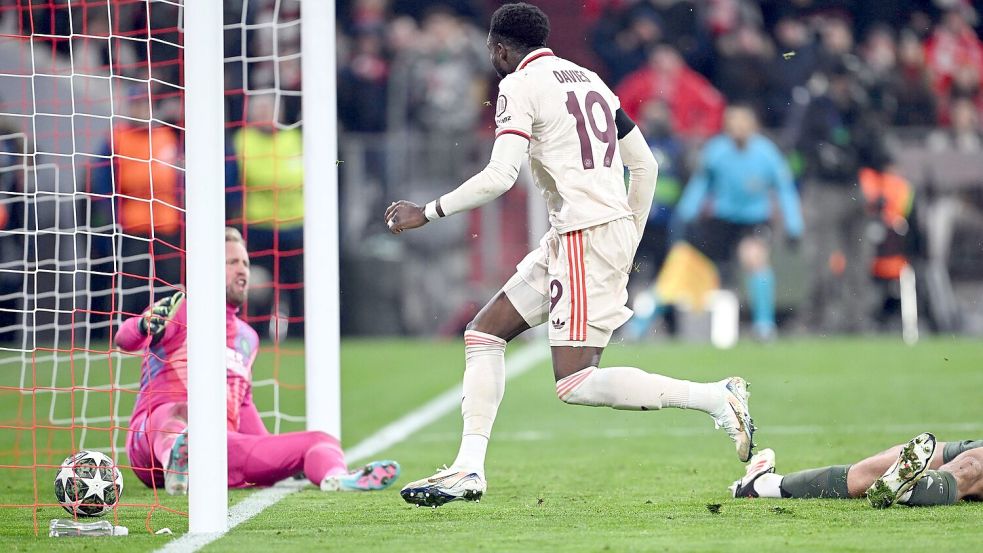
top-left (184, 0), bottom-right (229, 535)
top-left (301, 0), bottom-right (341, 440)
top-left (0, 0), bottom-right (342, 536)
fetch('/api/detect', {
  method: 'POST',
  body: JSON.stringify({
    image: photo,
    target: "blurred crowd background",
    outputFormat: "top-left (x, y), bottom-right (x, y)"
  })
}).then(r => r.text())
top-left (1, 0), bottom-right (982, 344)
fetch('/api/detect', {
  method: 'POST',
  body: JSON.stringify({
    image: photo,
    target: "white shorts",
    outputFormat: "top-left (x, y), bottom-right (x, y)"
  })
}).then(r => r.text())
top-left (502, 217), bottom-right (636, 347)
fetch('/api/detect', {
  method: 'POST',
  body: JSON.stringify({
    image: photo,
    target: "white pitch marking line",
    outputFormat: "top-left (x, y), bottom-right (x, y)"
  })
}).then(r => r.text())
top-left (156, 343), bottom-right (550, 553)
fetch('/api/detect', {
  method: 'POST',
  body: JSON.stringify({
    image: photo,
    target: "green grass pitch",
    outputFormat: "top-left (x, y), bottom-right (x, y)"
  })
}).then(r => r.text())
top-left (1, 338), bottom-right (982, 552)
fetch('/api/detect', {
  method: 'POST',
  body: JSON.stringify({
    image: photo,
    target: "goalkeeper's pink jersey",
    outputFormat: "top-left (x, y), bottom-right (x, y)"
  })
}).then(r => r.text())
top-left (116, 300), bottom-right (260, 432)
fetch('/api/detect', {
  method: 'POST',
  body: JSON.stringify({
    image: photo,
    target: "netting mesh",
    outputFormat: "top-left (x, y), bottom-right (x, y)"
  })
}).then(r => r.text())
top-left (224, 0), bottom-right (306, 436)
top-left (0, 0), bottom-right (307, 533)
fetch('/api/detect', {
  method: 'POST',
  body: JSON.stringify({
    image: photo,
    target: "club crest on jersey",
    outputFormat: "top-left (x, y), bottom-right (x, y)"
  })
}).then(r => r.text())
top-left (496, 94), bottom-right (507, 117)
top-left (552, 318), bottom-right (566, 330)
top-left (226, 347), bottom-right (249, 379)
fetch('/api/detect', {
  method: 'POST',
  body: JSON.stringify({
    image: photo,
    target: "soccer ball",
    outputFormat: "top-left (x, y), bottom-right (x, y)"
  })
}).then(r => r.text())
top-left (53, 451), bottom-right (124, 517)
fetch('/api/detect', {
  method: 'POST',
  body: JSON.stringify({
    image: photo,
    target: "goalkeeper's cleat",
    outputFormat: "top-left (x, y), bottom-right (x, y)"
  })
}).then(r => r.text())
top-left (867, 432), bottom-right (936, 509)
top-left (711, 377), bottom-right (756, 462)
top-left (400, 467), bottom-right (486, 508)
top-left (321, 460), bottom-right (401, 492)
top-left (730, 448), bottom-right (776, 498)
top-left (164, 431), bottom-right (189, 496)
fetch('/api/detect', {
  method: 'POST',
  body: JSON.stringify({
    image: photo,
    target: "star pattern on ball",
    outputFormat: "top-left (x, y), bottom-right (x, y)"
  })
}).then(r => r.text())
top-left (81, 472), bottom-right (113, 501)
top-left (55, 465), bottom-right (76, 485)
top-left (54, 451), bottom-right (124, 516)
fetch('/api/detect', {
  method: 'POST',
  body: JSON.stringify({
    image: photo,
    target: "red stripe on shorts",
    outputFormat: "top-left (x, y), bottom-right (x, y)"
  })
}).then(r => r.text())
top-left (565, 230), bottom-right (587, 341)
top-left (566, 232), bottom-right (577, 340)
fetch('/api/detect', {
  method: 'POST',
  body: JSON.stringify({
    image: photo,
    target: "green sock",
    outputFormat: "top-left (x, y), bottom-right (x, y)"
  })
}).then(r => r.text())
top-left (942, 440), bottom-right (983, 464)
top-left (902, 470), bottom-right (958, 506)
top-left (779, 465), bottom-right (852, 499)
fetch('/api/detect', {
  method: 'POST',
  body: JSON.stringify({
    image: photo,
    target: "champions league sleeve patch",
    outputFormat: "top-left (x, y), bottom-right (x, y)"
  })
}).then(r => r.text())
top-left (493, 81), bottom-right (532, 136)
top-left (496, 94), bottom-right (514, 126)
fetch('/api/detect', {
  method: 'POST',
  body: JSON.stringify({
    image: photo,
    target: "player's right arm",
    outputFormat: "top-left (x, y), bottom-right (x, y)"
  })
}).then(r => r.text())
top-left (384, 134), bottom-right (527, 233)
top-left (385, 75), bottom-right (531, 234)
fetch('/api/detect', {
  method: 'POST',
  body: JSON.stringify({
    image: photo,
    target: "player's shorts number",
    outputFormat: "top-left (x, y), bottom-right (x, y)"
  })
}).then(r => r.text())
top-left (550, 279), bottom-right (563, 313)
top-left (565, 91), bottom-right (616, 170)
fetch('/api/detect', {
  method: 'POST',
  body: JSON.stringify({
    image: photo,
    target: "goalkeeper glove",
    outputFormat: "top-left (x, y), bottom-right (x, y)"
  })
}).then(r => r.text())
top-left (139, 291), bottom-right (185, 340)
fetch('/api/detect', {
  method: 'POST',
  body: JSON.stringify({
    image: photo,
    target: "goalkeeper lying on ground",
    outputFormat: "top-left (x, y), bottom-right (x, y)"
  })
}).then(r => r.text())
top-left (116, 227), bottom-right (399, 495)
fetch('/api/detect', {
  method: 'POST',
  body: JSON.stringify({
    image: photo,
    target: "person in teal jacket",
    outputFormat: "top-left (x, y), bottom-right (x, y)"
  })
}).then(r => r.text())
top-left (676, 104), bottom-right (804, 339)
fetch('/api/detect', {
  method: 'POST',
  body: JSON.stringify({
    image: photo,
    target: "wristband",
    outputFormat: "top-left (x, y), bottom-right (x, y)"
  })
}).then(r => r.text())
top-left (424, 199), bottom-right (444, 222)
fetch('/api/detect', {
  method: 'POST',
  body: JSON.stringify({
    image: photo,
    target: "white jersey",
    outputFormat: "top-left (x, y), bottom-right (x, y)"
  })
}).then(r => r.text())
top-left (494, 48), bottom-right (633, 234)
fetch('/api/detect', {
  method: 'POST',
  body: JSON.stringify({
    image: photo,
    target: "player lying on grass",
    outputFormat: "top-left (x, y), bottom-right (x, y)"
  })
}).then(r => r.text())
top-left (732, 432), bottom-right (983, 508)
top-left (385, 2), bottom-right (754, 508)
top-left (117, 227), bottom-right (399, 495)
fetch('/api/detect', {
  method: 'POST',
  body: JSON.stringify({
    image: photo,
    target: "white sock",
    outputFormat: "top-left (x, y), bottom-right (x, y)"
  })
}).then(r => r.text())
top-left (449, 330), bottom-right (506, 476)
top-left (685, 381), bottom-right (727, 414)
top-left (753, 473), bottom-right (784, 498)
top-left (556, 366), bottom-right (724, 414)
top-left (453, 435), bottom-right (489, 475)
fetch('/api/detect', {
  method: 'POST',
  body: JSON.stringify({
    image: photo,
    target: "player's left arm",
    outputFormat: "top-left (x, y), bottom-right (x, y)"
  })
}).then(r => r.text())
top-left (616, 108), bottom-right (659, 239)
top-left (384, 133), bottom-right (527, 233)
top-left (769, 144), bottom-right (804, 238)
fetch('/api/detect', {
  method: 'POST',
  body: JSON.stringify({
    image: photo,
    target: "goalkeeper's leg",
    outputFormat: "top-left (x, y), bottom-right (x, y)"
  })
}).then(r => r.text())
top-left (134, 402), bottom-right (190, 494)
top-left (227, 431), bottom-right (399, 491)
top-left (146, 403), bottom-right (188, 472)
top-left (227, 430), bottom-right (346, 487)
top-left (126, 406), bottom-right (184, 489)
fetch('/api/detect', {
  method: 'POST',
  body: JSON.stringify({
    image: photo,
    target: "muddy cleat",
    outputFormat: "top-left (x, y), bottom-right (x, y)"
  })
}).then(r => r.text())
top-left (712, 377), bottom-right (756, 462)
top-left (867, 432), bottom-right (936, 509)
top-left (321, 460), bottom-right (401, 492)
top-left (730, 448), bottom-right (776, 498)
top-left (164, 432), bottom-right (189, 496)
top-left (400, 467), bottom-right (486, 507)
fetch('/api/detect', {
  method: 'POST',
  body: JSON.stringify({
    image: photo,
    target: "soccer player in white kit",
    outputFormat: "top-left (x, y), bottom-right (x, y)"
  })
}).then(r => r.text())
top-left (386, 2), bottom-right (755, 507)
